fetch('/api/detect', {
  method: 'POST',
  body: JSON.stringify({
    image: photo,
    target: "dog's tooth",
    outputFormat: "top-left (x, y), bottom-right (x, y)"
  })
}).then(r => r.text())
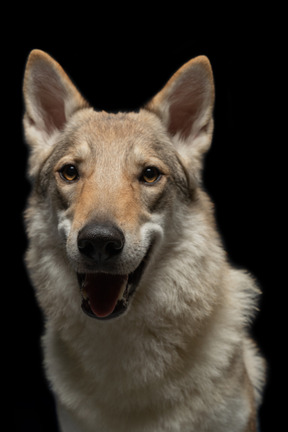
top-left (82, 287), bottom-right (89, 300)
top-left (117, 276), bottom-right (128, 301)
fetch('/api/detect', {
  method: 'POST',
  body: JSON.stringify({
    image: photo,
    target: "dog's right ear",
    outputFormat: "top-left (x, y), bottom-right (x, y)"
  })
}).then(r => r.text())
top-left (23, 50), bottom-right (89, 150)
top-left (145, 56), bottom-right (214, 178)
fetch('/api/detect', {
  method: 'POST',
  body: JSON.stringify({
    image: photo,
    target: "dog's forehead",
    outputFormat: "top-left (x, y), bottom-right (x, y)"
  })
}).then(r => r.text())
top-left (66, 108), bottom-right (170, 157)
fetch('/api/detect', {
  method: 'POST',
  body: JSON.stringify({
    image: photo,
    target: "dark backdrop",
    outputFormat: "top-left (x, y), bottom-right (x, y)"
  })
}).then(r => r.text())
top-left (9, 15), bottom-right (284, 432)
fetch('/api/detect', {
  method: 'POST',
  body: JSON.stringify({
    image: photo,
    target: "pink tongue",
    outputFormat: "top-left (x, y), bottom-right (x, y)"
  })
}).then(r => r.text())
top-left (84, 273), bottom-right (128, 318)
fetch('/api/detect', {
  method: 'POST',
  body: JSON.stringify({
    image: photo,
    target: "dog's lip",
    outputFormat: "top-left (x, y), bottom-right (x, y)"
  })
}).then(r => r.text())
top-left (77, 244), bottom-right (153, 320)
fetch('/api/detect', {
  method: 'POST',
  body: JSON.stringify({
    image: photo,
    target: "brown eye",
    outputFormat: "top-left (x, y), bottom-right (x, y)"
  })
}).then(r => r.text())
top-left (141, 167), bottom-right (161, 184)
top-left (59, 164), bottom-right (79, 182)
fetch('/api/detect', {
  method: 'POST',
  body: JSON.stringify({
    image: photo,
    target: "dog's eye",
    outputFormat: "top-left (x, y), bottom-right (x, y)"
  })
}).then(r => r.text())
top-left (141, 167), bottom-right (161, 184)
top-left (59, 164), bottom-right (79, 182)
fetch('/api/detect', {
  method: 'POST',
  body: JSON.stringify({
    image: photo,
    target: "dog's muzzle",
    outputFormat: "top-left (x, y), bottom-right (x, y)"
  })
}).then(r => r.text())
top-left (76, 223), bottom-right (152, 320)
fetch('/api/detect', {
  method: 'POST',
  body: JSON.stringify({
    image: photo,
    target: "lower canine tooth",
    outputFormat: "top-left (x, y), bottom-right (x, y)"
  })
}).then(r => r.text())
top-left (82, 288), bottom-right (89, 300)
top-left (117, 278), bottom-right (128, 301)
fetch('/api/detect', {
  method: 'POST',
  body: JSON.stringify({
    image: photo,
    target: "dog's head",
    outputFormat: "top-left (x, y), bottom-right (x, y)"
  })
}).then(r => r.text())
top-left (23, 50), bottom-right (214, 320)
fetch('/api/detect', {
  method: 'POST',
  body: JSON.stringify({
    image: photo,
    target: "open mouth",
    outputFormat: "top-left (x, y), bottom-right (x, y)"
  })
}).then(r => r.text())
top-left (77, 246), bottom-right (152, 320)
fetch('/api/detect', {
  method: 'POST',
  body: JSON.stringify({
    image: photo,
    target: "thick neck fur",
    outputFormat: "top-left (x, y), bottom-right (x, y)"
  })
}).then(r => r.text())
top-left (25, 179), bottom-right (264, 431)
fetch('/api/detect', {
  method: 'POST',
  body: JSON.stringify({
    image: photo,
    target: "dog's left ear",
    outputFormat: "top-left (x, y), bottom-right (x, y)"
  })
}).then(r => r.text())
top-left (23, 50), bottom-right (89, 150)
top-left (145, 56), bottom-right (214, 172)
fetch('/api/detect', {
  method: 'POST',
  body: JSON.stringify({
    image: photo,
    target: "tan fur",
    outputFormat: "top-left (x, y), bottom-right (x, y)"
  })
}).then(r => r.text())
top-left (23, 50), bottom-right (265, 432)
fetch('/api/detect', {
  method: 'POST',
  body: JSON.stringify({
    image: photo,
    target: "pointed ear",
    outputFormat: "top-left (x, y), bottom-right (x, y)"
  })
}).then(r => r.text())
top-left (23, 49), bottom-right (89, 149)
top-left (145, 56), bottom-right (214, 172)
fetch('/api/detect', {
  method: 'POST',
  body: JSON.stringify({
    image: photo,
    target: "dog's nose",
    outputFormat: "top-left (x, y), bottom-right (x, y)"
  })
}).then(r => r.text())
top-left (77, 223), bottom-right (125, 262)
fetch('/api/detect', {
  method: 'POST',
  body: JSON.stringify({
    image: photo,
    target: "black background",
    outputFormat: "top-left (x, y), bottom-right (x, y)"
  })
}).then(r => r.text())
top-left (9, 11), bottom-right (284, 432)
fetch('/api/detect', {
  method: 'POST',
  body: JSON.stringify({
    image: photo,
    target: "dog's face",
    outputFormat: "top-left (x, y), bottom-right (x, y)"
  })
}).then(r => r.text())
top-left (23, 50), bottom-right (214, 320)
top-left (41, 110), bottom-right (190, 319)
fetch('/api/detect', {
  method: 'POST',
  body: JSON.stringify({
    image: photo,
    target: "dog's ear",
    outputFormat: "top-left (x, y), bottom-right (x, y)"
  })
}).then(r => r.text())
top-left (23, 50), bottom-right (89, 150)
top-left (145, 56), bottom-right (214, 173)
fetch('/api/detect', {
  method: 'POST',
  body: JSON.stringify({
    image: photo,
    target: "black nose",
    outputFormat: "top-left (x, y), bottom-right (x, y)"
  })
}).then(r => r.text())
top-left (77, 223), bottom-right (125, 263)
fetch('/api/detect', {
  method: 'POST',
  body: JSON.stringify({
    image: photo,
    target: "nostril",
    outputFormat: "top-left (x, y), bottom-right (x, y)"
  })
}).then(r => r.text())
top-left (77, 223), bottom-right (125, 262)
top-left (78, 238), bottom-right (96, 257)
top-left (105, 239), bottom-right (123, 256)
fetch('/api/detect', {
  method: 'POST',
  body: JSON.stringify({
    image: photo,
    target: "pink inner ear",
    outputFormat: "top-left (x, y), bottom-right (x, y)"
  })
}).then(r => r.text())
top-left (33, 68), bottom-right (67, 133)
top-left (167, 79), bottom-right (206, 140)
top-left (39, 86), bottom-right (66, 133)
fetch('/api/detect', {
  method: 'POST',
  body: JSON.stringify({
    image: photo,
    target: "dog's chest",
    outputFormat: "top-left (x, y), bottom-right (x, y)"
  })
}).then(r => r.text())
top-left (46, 320), bottom-right (248, 432)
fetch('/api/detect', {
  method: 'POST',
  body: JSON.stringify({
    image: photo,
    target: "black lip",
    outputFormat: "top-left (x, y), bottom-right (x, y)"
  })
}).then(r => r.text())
top-left (78, 243), bottom-right (153, 320)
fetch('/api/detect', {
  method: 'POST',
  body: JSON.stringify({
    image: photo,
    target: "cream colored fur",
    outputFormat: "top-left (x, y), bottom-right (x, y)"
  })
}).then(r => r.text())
top-left (23, 50), bottom-right (265, 432)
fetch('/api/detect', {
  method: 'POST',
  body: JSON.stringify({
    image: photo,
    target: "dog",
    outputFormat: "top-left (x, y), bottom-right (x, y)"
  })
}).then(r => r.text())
top-left (23, 49), bottom-right (265, 432)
